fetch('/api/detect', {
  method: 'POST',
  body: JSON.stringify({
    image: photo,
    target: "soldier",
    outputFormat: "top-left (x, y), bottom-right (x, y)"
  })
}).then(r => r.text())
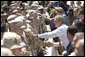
top-left (25, 9), bottom-right (53, 56)
top-left (26, 10), bottom-right (39, 34)
top-left (30, 1), bottom-right (39, 10)
top-left (2, 32), bottom-right (25, 49)
top-left (7, 15), bottom-right (27, 35)
top-left (2, 32), bottom-right (31, 56)
top-left (25, 10), bottom-right (46, 56)
top-left (1, 47), bottom-right (14, 56)
top-left (6, 13), bottom-right (43, 56)
top-left (24, 27), bottom-right (54, 56)
top-left (5, 8), bottom-right (53, 56)
top-left (24, 28), bottom-right (45, 56)
top-left (6, 15), bottom-right (34, 55)
top-left (37, 5), bottom-right (47, 34)
top-left (1, 13), bottom-right (8, 39)
top-left (11, 44), bottom-right (31, 56)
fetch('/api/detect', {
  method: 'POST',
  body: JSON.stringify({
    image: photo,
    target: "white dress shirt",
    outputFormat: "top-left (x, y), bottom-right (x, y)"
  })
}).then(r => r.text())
top-left (68, 52), bottom-right (76, 56)
top-left (38, 24), bottom-right (69, 49)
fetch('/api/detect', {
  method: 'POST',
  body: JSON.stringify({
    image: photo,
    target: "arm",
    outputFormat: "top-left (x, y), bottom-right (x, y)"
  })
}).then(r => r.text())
top-left (38, 29), bottom-right (61, 38)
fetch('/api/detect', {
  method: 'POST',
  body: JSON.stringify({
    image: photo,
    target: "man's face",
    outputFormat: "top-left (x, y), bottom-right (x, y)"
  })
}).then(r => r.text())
top-left (12, 47), bottom-right (30, 56)
top-left (78, 14), bottom-right (84, 20)
top-left (29, 18), bottom-right (37, 23)
top-left (9, 23), bottom-right (26, 36)
top-left (54, 19), bottom-right (61, 28)
top-left (74, 41), bottom-right (83, 56)
top-left (21, 11), bottom-right (27, 16)
top-left (17, 9), bottom-right (21, 13)
top-left (2, 16), bottom-right (7, 21)
top-left (12, 48), bottom-right (22, 56)
top-left (72, 36), bottom-right (78, 46)
top-left (74, 10), bottom-right (78, 17)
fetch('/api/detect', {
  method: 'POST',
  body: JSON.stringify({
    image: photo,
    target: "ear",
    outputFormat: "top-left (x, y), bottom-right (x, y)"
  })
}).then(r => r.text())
top-left (58, 20), bottom-right (62, 23)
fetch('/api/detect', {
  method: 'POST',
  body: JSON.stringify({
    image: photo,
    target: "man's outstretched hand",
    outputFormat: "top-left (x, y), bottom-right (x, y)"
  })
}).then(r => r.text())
top-left (45, 42), bottom-right (54, 47)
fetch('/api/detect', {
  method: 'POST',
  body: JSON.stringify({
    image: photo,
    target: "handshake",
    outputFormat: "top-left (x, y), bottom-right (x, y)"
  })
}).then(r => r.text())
top-left (26, 34), bottom-right (54, 47)
top-left (45, 42), bottom-right (54, 47)
top-left (26, 33), bottom-right (37, 40)
top-left (24, 28), bottom-right (54, 47)
top-left (24, 28), bottom-right (38, 40)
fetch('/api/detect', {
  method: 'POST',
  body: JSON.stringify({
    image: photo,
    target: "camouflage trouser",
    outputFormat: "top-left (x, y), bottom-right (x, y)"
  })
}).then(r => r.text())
top-left (30, 45), bottom-right (44, 56)
top-left (28, 37), bottom-right (45, 56)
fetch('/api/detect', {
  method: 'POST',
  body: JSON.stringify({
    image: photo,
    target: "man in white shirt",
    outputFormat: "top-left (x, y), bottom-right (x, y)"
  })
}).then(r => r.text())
top-left (35, 15), bottom-right (69, 49)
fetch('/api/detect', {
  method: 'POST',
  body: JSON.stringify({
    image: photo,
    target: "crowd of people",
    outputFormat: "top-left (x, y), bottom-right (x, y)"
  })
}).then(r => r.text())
top-left (1, 1), bottom-right (84, 56)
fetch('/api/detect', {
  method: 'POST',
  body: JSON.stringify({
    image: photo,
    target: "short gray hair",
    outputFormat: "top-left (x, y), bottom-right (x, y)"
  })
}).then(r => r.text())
top-left (75, 32), bottom-right (84, 40)
top-left (54, 15), bottom-right (65, 23)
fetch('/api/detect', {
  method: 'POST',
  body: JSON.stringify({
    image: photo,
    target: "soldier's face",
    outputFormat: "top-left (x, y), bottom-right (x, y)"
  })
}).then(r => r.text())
top-left (17, 9), bottom-right (21, 13)
top-left (30, 18), bottom-right (37, 22)
top-left (9, 23), bottom-right (25, 36)
top-left (78, 14), bottom-right (84, 20)
top-left (74, 11), bottom-right (78, 17)
top-left (21, 11), bottom-right (27, 16)
top-left (12, 48), bottom-right (22, 56)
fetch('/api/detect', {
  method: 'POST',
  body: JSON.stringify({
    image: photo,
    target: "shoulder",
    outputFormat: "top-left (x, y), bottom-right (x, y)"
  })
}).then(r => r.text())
top-left (58, 24), bottom-right (68, 29)
top-left (55, 24), bottom-right (68, 33)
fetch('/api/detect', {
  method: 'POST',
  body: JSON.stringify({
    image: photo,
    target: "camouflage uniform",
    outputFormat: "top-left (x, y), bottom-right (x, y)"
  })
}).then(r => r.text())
top-left (23, 19), bottom-right (45, 56)
top-left (37, 16), bottom-right (47, 34)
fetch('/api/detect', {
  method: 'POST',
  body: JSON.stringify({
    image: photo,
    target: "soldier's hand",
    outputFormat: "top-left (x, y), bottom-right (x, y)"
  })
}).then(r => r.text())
top-left (21, 47), bottom-right (32, 56)
top-left (26, 34), bottom-right (37, 40)
top-left (45, 42), bottom-right (54, 47)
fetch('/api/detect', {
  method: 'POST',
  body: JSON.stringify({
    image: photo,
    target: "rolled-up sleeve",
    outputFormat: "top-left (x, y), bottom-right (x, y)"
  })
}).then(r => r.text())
top-left (38, 29), bottom-right (61, 38)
